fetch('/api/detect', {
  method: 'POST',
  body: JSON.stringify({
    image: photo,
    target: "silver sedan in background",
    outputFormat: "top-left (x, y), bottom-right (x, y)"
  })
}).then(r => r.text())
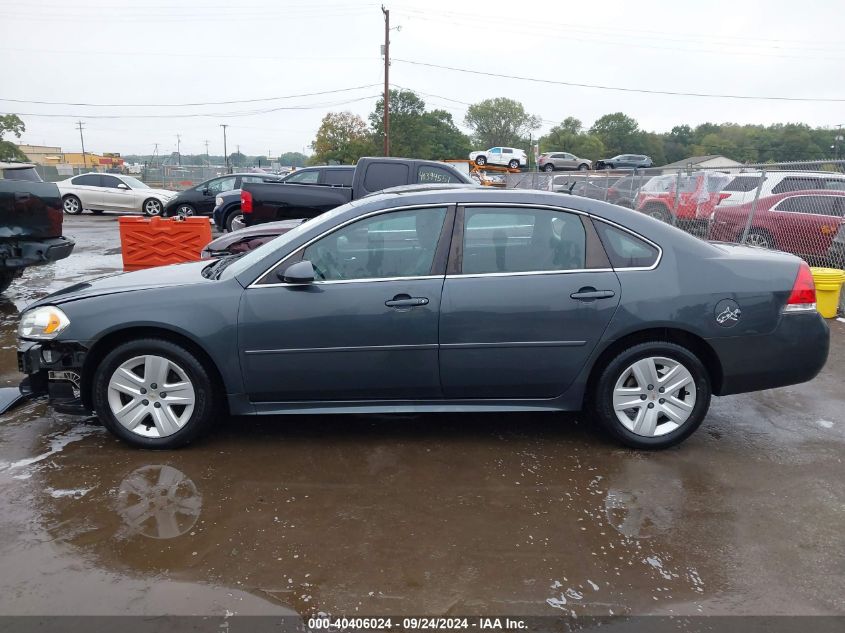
top-left (57, 173), bottom-right (177, 216)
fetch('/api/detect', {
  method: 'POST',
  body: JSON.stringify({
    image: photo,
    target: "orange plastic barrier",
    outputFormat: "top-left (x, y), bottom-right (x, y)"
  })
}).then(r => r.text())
top-left (118, 216), bottom-right (212, 271)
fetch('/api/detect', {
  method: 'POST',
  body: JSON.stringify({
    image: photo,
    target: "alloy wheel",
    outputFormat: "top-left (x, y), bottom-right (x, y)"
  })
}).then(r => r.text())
top-left (63, 197), bottom-right (80, 214)
top-left (177, 205), bottom-right (195, 217)
top-left (145, 199), bottom-right (163, 216)
top-left (745, 232), bottom-right (770, 249)
top-left (106, 354), bottom-right (196, 438)
top-left (612, 356), bottom-right (696, 437)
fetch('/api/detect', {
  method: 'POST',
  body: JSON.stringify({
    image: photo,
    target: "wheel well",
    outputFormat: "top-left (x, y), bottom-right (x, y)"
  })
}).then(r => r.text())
top-left (80, 326), bottom-right (229, 414)
top-left (585, 327), bottom-right (723, 401)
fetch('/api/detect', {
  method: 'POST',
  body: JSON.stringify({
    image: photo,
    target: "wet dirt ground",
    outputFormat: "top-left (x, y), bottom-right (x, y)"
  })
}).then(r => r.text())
top-left (0, 213), bottom-right (843, 617)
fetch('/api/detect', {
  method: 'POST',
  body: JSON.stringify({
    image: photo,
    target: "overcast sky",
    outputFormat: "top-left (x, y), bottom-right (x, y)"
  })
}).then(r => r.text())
top-left (2, 0), bottom-right (843, 158)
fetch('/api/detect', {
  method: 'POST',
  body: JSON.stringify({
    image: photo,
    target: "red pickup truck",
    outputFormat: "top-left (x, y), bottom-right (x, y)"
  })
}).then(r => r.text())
top-left (635, 171), bottom-right (732, 229)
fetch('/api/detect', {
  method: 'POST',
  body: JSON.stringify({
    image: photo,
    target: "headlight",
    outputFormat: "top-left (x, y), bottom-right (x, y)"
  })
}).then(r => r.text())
top-left (215, 196), bottom-right (223, 206)
top-left (19, 306), bottom-right (70, 340)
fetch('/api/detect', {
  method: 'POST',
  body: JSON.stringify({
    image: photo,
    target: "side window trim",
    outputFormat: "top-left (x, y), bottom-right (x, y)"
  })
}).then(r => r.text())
top-left (447, 203), bottom-right (599, 278)
top-left (252, 205), bottom-right (455, 287)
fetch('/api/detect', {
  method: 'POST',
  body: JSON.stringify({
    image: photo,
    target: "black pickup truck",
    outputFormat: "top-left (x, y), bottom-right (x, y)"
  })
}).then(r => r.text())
top-left (240, 157), bottom-right (473, 227)
top-left (0, 163), bottom-right (75, 293)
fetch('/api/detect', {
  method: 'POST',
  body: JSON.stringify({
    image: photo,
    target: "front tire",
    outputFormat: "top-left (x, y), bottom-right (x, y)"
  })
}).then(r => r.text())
top-left (224, 208), bottom-right (243, 232)
top-left (543, 164), bottom-right (555, 173)
top-left (592, 341), bottom-right (711, 449)
top-left (62, 195), bottom-right (82, 215)
top-left (643, 203), bottom-right (670, 223)
top-left (475, 156), bottom-right (487, 166)
top-left (143, 198), bottom-right (163, 216)
top-left (92, 339), bottom-right (218, 449)
top-left (578, 163), bottom-right (589, 171)
top-left (508, 159), bottom-right (520, 169)
top-left (175, 204), bottom-right (196, 217)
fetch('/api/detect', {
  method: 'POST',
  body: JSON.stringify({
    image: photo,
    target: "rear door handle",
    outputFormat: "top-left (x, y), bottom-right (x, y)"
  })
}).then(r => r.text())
top-left (570, 288), bottom-right (616, 301)
top-left (14, 192), bottom-right (30, 201)
top-left (385, 294), bottom-right (429, 308)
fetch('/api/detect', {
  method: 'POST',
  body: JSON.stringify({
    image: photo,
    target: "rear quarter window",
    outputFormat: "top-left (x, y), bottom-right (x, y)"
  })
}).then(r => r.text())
top-left (724, 175), bottom-right (764, 192)
top-left (594, 221), bottom-right (659, 269)
top-left (2, 167), bottom-right (42, 182)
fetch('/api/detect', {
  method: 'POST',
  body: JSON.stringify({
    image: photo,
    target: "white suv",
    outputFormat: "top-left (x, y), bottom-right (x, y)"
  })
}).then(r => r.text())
top-left (469, 147), bottom-right (527, 169)
top-left (719, 170), bottom-right (845, 207)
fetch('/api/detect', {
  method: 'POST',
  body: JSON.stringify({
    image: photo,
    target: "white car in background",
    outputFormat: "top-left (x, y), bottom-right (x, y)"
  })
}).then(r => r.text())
top-left (718, 170), bottom-right (845, 207)
top-left (469, 147), bottom-right (527, 169)
top-left (57, 173), bottom-right (177, 216)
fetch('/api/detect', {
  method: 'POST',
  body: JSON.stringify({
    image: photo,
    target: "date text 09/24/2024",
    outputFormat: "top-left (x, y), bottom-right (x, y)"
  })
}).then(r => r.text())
top-left (306, 617), bottom-right (527, 630)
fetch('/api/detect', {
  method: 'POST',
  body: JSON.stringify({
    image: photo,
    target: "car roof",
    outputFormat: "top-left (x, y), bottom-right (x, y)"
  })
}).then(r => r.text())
top-left (296, 165), bottom-right (355, 170)
top-left (0, 162), bottom-right (37, 169)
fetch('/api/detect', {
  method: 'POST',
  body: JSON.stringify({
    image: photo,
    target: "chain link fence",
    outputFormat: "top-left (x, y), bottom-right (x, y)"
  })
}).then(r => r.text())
top-left (32, 164), bottom-right (245, 191)
top-left (507, 160), bottom-right (845, 271)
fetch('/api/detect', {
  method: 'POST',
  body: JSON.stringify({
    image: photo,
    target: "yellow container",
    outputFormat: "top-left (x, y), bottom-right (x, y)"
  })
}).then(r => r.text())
top-left (810, 267), bottom-right (845, 318)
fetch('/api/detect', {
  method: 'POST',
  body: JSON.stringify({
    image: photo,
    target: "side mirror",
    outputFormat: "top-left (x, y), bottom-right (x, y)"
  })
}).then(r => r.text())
top-left (202, 188), bottom-right (210, 196)
top-left (117, 183), bottom-right (129, 190)
top-left (278, 260), bottom-right (315, 284)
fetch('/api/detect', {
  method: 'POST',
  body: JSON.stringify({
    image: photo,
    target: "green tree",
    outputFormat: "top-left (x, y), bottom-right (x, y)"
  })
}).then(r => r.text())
top-left (369, 90), bottom-right (471, 160)
top-left (589, 112), bottom-right (639, 157)
top-left (310, 112), bottom-right (375, 165)
top-left (0, 114), bottom-right (28, 162)
top-left (464, 97), bottom-right (541, 149)
top-left (277, 151), bottom-right (307, 167)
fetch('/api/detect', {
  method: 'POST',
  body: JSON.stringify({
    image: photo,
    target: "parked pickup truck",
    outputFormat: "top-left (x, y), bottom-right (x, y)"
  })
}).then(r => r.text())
top-left (0, 163), bottom-right (75, 293)
top-left (240, 158), bottom-right (473, 227)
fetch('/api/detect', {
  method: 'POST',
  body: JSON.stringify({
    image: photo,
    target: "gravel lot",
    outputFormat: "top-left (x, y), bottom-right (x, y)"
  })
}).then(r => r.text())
top-left (0, 213), bottom-right (843, 617)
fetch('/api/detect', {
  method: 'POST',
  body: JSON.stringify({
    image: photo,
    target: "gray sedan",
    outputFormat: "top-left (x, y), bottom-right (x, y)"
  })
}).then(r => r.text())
top-left (17, 187), bottom-right (829, 449)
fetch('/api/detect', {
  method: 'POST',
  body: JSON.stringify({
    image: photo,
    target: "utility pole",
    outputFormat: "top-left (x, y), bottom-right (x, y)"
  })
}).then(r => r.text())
top-left (152, 143), bottom-right (159, 166)
top-left (76, 121), bottom-right (87, 170)
top-left (204, 139), bottom-right (210, 165)
top-left (236, 144), bottom-right (240, 169)
top-left (382, 5), bottom-right (390, 157)
top-left (220, 124), bottom-right (229, 172)
top-left (176, 134), bottom-right (181, 165)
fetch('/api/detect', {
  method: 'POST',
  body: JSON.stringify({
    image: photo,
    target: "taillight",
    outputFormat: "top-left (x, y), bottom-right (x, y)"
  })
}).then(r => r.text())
top-left (784, 262), bottom-right (816, 312)
top-left (241, 190), bottom-right (253, 213)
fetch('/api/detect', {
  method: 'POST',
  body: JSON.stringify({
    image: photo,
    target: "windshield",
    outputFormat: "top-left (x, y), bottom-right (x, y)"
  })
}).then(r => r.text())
top-left (219, 200), bottom-right (361, 281)
top-left (120, 176), bottom-right (149, 189)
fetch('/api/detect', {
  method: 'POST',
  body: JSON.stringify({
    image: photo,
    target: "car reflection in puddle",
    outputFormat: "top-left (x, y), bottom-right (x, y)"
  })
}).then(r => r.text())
top-left (604, 459), bottom-right (685, 540)
top-left (116, 464), bottom-right (202, 540)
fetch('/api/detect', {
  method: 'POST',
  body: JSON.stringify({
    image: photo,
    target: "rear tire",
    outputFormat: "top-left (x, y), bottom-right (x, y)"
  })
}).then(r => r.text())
top-left (62, 195), bottom-right (82, 215)
top-left (743, 228), bottom-right (773, 249)
top-left (591, 341), bottom-right (711, 449)
top-left (92, 338), bottom-right (218, 449)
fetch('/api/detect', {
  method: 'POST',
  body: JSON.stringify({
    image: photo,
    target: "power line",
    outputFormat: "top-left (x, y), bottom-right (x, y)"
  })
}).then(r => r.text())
top-left (1, 94), bottom-right (381, 119)
top-left (0, 83), bottom-right (381, 107)
top-left (392, 59), bottom-right (845, 102)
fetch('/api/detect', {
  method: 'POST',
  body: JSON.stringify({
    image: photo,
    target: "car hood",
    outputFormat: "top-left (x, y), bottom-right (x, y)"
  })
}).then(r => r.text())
top-left (143, 188), bottom-right (178, 199)
top-left (32, 260), bottom-right (212, 307)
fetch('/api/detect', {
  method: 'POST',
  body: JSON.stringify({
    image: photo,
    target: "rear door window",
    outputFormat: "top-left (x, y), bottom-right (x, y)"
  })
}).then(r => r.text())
top-left (462, 207), bottom-right (586, 274)
top-left (594, 221), bottom-right (659, 269)
top-left (72, 174), bottom-right (101, 186)
top-left (323, 169), bottom-right (353, 186)
top-left (772, 177), bottom-right (824, 194)
top-left (2, 167), bottom-right (41, 182)
top-left (724, 175), bottom-right (765, 192)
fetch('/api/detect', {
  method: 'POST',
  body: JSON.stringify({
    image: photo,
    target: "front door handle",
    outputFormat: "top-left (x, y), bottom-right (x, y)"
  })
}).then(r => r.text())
top-left (385, 294), bottom-right (429, 308)
top-left (570, 288), bottom-right (616, 301)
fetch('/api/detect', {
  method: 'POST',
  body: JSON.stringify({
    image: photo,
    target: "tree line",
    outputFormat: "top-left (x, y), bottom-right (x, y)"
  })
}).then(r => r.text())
top-left (310, 91), bottom-right (842, 166)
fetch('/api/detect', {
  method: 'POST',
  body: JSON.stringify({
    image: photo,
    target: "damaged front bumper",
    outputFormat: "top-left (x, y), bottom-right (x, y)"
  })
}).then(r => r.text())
top-left (5, 339), bottom-right (91, 415)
